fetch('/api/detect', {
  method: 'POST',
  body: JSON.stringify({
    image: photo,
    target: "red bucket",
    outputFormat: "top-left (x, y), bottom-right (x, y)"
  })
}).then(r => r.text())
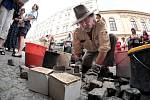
top-left (25, 42), bottom-right (47, 68)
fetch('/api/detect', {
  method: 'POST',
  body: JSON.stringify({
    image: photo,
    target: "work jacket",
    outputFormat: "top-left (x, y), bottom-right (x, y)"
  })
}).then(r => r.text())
top-left (73, 19), bottom-right (111, 56)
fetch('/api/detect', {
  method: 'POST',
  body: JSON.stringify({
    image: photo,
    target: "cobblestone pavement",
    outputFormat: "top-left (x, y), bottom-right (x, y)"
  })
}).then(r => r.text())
top-left (0, 51), bottom-right (51, 100)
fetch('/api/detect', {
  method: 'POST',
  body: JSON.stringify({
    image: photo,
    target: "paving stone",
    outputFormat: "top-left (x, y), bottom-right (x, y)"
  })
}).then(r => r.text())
top-left (140, 95), bottom-right (150, 100)
top-left (120, 85), bottom-right (130, 91)
top-left (103, 96), bottom-right (123, 100)
top-left (107, 88), bottom-right (117, 97)
top-left (89, 79), bottom-right (103, 91)
top-left (85, 74), bottom-right (98, 84)
top-left (122, 88), bottom-right (141, 100)
top-left (103, 81), bottom-right (116, 89)
top-left (88, 88), bottom-right (107, 100)
top-left (80, 89), bottom-right (88, 100)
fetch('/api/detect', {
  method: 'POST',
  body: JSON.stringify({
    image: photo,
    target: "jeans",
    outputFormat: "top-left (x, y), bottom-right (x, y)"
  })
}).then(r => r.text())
top-left (0, 5), bottom-right (14, 40)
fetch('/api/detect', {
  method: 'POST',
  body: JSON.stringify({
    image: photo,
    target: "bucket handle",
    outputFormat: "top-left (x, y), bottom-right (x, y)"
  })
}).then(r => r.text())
top-left (132, 54), bottom-right (150, 71)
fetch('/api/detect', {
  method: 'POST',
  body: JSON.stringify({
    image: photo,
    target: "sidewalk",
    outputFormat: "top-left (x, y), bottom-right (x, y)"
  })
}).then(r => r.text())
top-left (0, 51), bottom-right (50, 100)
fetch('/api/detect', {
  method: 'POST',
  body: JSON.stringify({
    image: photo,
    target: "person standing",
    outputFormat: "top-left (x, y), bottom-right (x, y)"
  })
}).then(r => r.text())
top-left (4, 2), bottom-right (24, 54)
top-left (127, 28), bottom-right (140, 50)
top-left (13, 4), bottom-right (39, 57)
top-left (0, 0), bottom-right (22, 55)
top-left (141, 30), bottom-right (150, 44)
top-left (72, 5), bottom-right (115, 76)
top-left (121, 37), bottom-right (127, 51)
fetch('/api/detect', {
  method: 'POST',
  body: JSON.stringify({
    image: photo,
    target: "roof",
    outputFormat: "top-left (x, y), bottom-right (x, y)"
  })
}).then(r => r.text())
top-left (99, 10), bottom-right (150, 16)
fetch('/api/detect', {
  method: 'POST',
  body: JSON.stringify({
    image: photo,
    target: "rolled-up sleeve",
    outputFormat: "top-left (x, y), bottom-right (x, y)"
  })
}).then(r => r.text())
top-left (98, 22), bottom-right (111, 53)
top-left (72, 29), bottom-right (82, 55)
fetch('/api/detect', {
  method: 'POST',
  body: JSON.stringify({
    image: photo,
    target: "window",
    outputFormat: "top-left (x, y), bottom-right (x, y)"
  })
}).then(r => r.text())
top-left (141, 19), bottom-right (148, 31)
top-left (147, 19), bottom-right (150, 31)
top-left (109, 17), bottom-right (117, 31)
top-left (130, 18), bottom-right (138, 30)
top-left (148, 19), bottom-right (150, 31)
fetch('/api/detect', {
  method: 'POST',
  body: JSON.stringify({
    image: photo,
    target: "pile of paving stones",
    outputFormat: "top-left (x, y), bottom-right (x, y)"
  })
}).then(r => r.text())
top-left (69, 64), bottom-right (141, 100)
top-left (19, 63), bottom-right (144, 100)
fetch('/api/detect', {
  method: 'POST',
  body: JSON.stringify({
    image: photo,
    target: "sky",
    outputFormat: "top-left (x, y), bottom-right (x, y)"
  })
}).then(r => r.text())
top-left (99, 0), bottom-right (150, 13)
top-left (23, 0), bottom-right (83, 23)
top-left (23, 0), bottom-right (150, 23)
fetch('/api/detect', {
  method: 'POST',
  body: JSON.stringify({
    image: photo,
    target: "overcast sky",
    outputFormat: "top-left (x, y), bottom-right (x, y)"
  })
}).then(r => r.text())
top-left (99, 0), bottom-right (150, 13)
top-left (23, 0), bottom-right (83, 23)
top-left (23, 0), bottom-right (150, 23)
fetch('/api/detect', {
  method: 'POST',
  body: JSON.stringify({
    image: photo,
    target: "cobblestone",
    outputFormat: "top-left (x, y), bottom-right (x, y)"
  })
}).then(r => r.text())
top-left (0, 51), bottom-right (50, 100)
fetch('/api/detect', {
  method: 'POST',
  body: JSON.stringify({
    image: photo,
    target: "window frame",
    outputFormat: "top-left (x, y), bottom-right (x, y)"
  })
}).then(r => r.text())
top-left (130, 18), bottom-right (138, 30)
top-left (109, 17), bottom-right (117, 31)
top-left (141, 19), bottom-right (148, 31)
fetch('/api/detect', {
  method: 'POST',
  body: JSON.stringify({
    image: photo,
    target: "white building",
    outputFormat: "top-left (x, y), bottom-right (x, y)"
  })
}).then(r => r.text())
top-left (101, 10), bottom-right (150, 39)
top-left (26, 0), bottom-right (97, 42)
top-left (26, 0), bottom-right (150, 42)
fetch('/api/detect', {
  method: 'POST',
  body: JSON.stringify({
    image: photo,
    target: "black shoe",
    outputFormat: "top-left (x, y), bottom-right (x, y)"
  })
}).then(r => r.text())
top-left (11, 52), bottom-right (16, 56)
top-left (13, 53), bottom-right (22, 58)
top-left (5, 48), bottom-right (11, 51)
top-left (0, 51), bottom-right (5, 55)
top-left (0, 48), bottom-right (5, 55)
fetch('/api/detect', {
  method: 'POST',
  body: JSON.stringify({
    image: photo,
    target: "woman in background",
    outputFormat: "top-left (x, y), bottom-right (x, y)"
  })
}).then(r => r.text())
top-left (0, 0), bottom-right (22, 55)
top-left (13, 4), bottom-right (39, 57)
top-left (127, 28), bottom-right (140, 50)
top-left (141, 30), bottom-right (149, 44)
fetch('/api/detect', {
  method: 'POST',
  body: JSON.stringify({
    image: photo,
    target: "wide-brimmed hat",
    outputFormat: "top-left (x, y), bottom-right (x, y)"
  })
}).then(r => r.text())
top-left (73, 4), bottom-right (94, 25)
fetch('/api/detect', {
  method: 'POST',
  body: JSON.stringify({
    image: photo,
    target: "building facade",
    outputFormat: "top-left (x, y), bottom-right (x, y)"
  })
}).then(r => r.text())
top-left (26, 0), bottom-right (97, 42)
top-left (26, 0), bottom-right (150, 42)
top-left (101, 10), bottom-right (150, 39)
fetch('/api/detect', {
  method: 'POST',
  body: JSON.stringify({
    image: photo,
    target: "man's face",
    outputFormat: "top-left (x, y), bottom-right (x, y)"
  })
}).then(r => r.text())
top-left (78, 16), bottom-right (95, 32)
top-left (131, 29), bottom-right (136, 34)
top-left (32, 4), bottom-right (38, 11)
top-left (96, 15), bottom-right (101, 22)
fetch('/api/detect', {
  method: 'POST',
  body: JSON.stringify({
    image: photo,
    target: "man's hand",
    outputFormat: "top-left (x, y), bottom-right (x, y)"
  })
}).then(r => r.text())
top-left (95, 51), bottom-right (107, 65)
top-left (72, 53), bottom-right (80, 61)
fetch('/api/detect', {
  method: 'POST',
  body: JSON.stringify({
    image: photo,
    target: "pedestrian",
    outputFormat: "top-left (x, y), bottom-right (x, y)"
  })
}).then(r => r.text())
top-left (141, 30), bottom-right (150, 44)
top-left (64, 40), bottom-right (72, 53)
top-left (4, 3), bottom-right (24, 55)
top-left (72, 5), bottom-right (116, 77)
top-left (0, 0), bottom-right (20, 55)
top-left (48, 35), bottom-right (54, 51)
top-left (95, 11), bottom-right (106, 23)
top-left (13, 4), bottom-right (39, 57)
top-left (121, 37), bottom-right (127, 51)
top-left (127, 28), bottom-right (140, 50)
